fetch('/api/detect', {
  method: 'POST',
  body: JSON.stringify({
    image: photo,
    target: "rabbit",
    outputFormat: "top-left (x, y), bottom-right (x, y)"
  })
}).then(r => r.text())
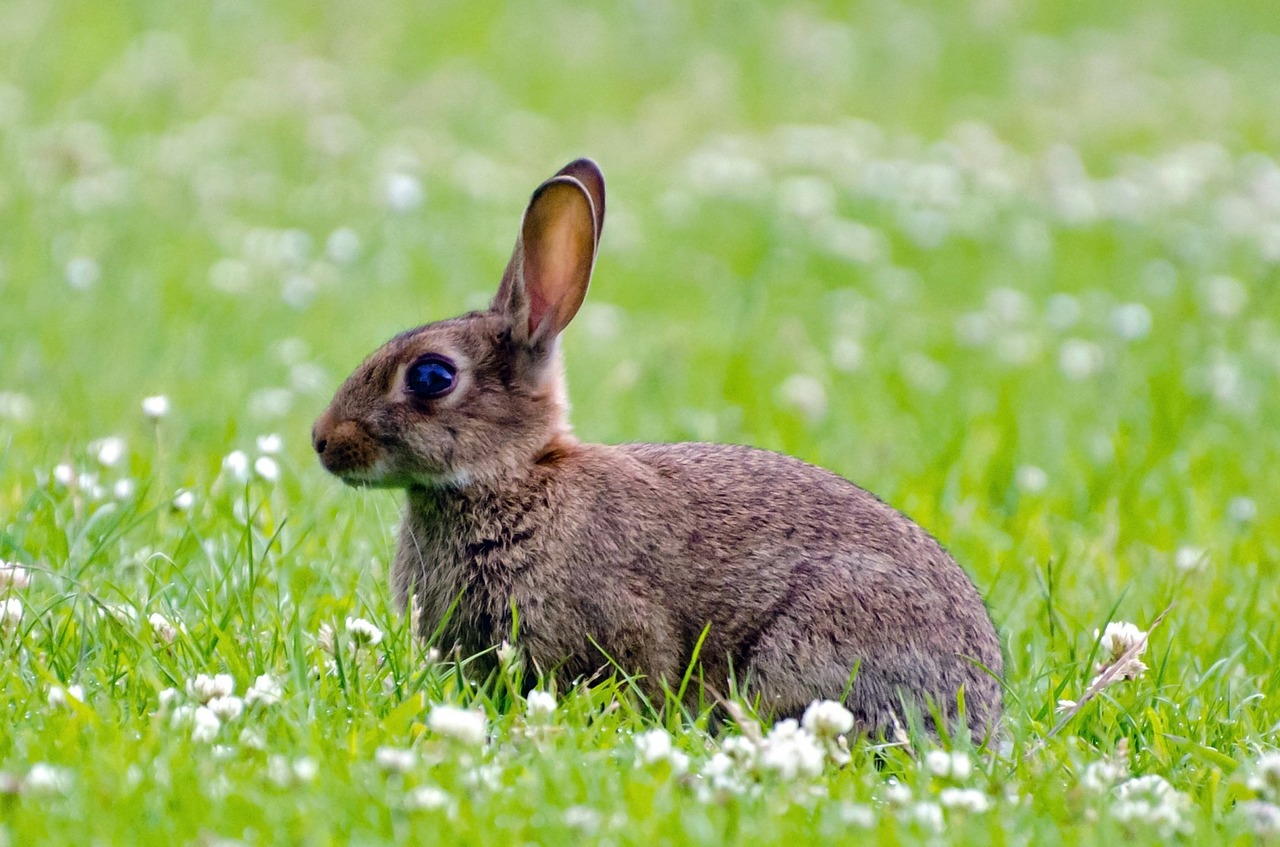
top-left (312, 158), bottom-right (1003, 738)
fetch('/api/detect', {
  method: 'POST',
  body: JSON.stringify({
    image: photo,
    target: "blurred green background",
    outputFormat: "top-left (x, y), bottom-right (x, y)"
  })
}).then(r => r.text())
top-left (2, 0), bottom-right (1279, 841)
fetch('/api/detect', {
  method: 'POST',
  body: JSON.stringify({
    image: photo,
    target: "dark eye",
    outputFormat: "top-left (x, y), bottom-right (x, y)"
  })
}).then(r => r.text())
top-left (406, 356), bottom-right (457, 399)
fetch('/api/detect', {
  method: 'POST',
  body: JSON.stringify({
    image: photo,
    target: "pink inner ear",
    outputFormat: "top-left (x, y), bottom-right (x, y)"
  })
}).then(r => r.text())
top-left (520, 180), bottom-right (596, 343)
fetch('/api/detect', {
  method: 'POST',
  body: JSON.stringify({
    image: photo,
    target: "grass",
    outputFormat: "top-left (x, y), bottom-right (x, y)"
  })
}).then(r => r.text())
top-left (3, 0), bottom-right (1280, 843)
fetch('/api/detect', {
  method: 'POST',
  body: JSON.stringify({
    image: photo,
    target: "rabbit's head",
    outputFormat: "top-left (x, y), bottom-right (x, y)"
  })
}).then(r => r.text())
top-left (312, 159), bottom-right (605, 488)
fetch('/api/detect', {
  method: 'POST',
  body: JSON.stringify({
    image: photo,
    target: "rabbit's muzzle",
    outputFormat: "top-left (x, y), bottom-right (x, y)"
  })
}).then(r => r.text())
top-left (312, 412), bottom-right (382, 482)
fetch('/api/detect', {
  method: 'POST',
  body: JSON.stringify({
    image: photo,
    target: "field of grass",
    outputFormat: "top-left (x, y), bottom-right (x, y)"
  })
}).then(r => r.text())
top-left (3, 0), bottom-right (1280, 843)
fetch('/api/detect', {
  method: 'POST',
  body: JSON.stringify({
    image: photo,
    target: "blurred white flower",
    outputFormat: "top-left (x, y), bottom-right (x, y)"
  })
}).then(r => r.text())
top-left (1111, 775), bottom-right (1190, 836)
top-left (757, 719), bottom-right (824, 780)
top-left (1, 597), bottom-right (22, 633)
top-left (384, 173), bottom-right (424, 212)
top-left (245, 674), bottom-right (283, 706)
top-left (1228, 496), bottom-right (1257, 523)
top-left (326, 228), bottom-right (361, 264)
top-left (172, 490), bottom-right (195, 512)
top-left (1201, 274), bottom-right (1247, 318)
top-left (113, 478), bottom-right (136, 499)
top-left (1110, 303), bottom-right (1152, 341)
top-left (157, 687), bottom-right (181, 711)
top-left (1174, 546), bottom-right (1207, 572)
top-left (778, 374), bottom-right (828, 422)
top-left (1082, 758), bottom-right (1129, 792)
top-left (53, 463), bottom-right (75, 487)
top-left (317, 622), bottom-right (336, 654)
top-left (92, 436), bottom-right (127, 467)
top-left (909, 801), bottom-right (945, 832)
top-left (345, 617), bottom-right (383, 648)
top-left (1238, 801), bottom-right (1280, 836)
top-left (187, 673), bottom-right (235, 703)
top-left (256, 433), bottom-right (283, 454)
top-left (801, 700), bottom-right (854, 738)
top-left (1015, 465), bottom-right (1048, 494)
top-left (634, 729), bottom-right (690, 774)
top-left (1247, 752), bottom-right (1280, 801)
top-left (142, 395), bottom-right (170, 420)
top-left (428, 705), bottom-right (487, 746)
top-left (191, 706), bottom-right (221, 742)
top-left (525, 689), bottom-right (556, 720)
top-left (293, 757), bottom-right (318, 782)
top-left (207, 695), bottom-right (244, 722)
top-left (25, 763), bottom-right (72, 794)
top-left (838, 803), bottom-right (876, 827)
top-left (375, 746), bottom-right (416, 773)
top-left (0, 562), bottom-right (31, 590)
top-left (939, 787), bottom-right (990, 812)
top-left (0, 391), bottom-right (34, 421)
top-left (222, 450), bottom-right (250, 482)
top-left (148, 612), bottom-right (178, 644)
top-left (253, 455), bottom-right (280, 483)
top-left (48, 684), bottom-right (84, 709)
top-left (564, 805), bottom-right (601, 834)
top-left (406, 785), bottom-right (453, 812)
top-left (1059, 339), bottom-right (1104, 379)
top-left (66, 256), bottom-right (101, 290)
top-left (1046, 293), bottom-right (1081, 329)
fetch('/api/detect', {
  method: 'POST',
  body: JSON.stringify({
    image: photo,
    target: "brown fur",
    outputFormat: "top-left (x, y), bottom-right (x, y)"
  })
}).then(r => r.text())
top-left (313, 159), bottom-right (1003, 738)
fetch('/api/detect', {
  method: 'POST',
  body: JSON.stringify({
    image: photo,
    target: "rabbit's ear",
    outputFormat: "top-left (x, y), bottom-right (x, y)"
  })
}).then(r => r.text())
top-left (554, 158), bottom-right (605, 248)
top-left (493, 171), bottom-right (599, 347)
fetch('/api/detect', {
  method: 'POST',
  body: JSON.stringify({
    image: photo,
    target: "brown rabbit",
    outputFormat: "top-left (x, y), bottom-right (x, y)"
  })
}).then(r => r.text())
top-left (313, 159), bottom-right (1003, 737)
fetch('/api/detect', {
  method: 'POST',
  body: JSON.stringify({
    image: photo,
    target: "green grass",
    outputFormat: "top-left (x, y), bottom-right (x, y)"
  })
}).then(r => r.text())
top-left (3, 0), bottom-right (1280, 843)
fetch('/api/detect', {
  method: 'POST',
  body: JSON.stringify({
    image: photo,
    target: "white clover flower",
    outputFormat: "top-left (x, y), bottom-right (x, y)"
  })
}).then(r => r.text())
top-left (838, 803), bottom-right (876, 827)
top-left (0, 391), bottom-right (34, 421)
top-left (406, 785), bottom-right (453, 812)
top-left (53, 463), bottom-right (75, 487)
top-left (254, 455), bottom-right (280, 483)
top-left (157, 687), bottom-right (181, 711)
top-left (801, 700), bottom-right (854, 739)
top-left (25, 763), bottom-right (72, 794)
top-left (293, 757), bottom-right (318, 782)
top-left (1247, 753), bottom-right (1280, 801)
top-left (1201, 274), bottom-right (1247, 318)
top-left (187, 673), bottom-right (235, 703)
top-left (1059, 339), bottom-right (1104, 379)
top-left (462, 762), bottom-right (503, 792)
top-left (0, 562), bottom-right (31, 590)
top-left (908, 801), bottom-right (944, 832)
top-left (384, 173), bottom-right (424, 212)
top-left (563, 805), bottom-right (601, 834)
top-left (924, 749), bottom-right (952, 776)
top-left (142, 395), bottom-right (170, 420)
top-left (113, 478), bottom-right (136, 499)
top-left (92, 436), bottom-right (127, 468)
top-left (375, 746), bottom-right (416, 773)
top-left (238, 728), bottom-right (266, 750)
top-left (66, 257), bottom-right (100, 290)
top-left (939, 787), bottom-right (991, 813)
top-left (1228, 496), bottom-right (1258, 523)
top-left (172, 489), bottom-right (195, 512)
top-left (345, 617), bottom-right (383, 648)
top-left (634, 729), bottom-right (690, 774)
top-left (757, 719), bottom-right (825, 780)
top-left (525, 690), bottom-right (556, 720)
top-left (428, 705), bottom-right (487, 746)
top-left (148, 612), bottom-right (178, 644)
top-left (256, 433), bottom-right (283, 454)
top-left (495, 639), bottom-right (518, 667)
top-left (222, 450), bottom-right (250, 482)
top-left (326, 228), bottom-right (361, 264)
top-left (1111, 775), bottom-right (1191, 836)
top-left (884, 779), bottom-right (913, 805)
top-left (191, 706), bottom-right (221, 742)
top-left (1, 597), bottom-right (22, 633)
top-left (1015, 465), bottom-right (1048, 494)
top-left (1175, 546), bottom-right (1207, 572)
top-left (207, 695), bottom-right (244, 722)
top-left (1096, 621), bottom-right (1149, 679)
top-left (1239, 801), bottom-right (1280, 836)
top-left (48, 684), bottom-right (85, 709)
top-left (1082, 758), bottom-right (1129, 792)
top-left (245, 674), bottom-right (283, 706)
top-left (1110, 303), bottom-right (1153, 341)
top-left (778, 374), bottom-right (828, 422)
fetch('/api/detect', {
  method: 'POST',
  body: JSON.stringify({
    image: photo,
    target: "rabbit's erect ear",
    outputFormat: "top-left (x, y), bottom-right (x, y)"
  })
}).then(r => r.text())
top-left (554, 158), bottom-right (605, 247)
top-left (493, 166), bottom-right (601, 347)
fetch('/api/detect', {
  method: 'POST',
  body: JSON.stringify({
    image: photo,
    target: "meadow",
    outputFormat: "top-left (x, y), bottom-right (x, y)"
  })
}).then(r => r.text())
top-left (2, 0), bottom-right (1280, 843)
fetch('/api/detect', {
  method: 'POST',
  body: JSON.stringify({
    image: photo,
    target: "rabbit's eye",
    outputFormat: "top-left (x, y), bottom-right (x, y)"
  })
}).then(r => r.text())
top-left (406, 356), bottom-right (457, 399)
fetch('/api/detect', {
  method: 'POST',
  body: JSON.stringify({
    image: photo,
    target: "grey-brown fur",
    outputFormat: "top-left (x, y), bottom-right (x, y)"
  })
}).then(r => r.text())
top-left (313, 159), bottom-right (1003, 738)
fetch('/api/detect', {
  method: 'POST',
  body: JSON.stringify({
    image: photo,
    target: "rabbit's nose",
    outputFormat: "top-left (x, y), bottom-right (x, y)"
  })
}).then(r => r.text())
top-left (311, 421), bottom-right (329, 454)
